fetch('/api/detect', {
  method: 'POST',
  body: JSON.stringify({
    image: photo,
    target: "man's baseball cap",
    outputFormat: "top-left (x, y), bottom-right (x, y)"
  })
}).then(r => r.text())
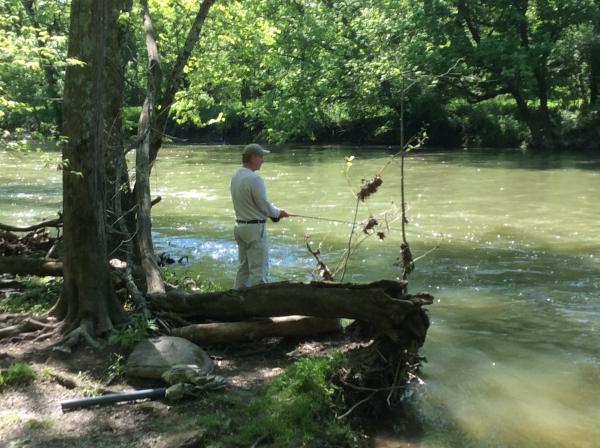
top-left (242, 143), bottom-right (270, 157)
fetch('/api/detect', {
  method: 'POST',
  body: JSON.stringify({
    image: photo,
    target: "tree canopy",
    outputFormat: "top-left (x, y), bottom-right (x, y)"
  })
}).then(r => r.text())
top-left (1, 0), bottom-right (599, 150)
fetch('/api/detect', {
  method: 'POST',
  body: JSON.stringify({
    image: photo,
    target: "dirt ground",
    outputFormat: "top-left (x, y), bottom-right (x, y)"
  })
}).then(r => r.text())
top-left (0, 333), bottom-right (344, 448)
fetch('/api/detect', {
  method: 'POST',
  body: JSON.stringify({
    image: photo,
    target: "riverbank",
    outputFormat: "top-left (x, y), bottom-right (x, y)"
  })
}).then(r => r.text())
top-left (2, 272), bottom-right (428, 448)
top-left (0, 326), bottom-right (355, 447)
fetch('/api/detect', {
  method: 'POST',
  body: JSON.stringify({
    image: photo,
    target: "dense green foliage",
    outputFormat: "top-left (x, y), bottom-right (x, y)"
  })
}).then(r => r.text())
top-left (1, 0), bottom-right (598, 149)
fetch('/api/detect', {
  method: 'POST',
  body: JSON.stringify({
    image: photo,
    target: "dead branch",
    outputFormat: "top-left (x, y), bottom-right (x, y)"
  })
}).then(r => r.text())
top-left (0, 217), bottom-right (63, 233)
top-left (305, 237), bottom-right (334, 281)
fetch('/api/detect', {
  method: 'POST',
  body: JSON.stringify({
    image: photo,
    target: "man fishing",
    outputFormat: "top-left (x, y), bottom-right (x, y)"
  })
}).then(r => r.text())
top-left (230, 143), bottom-right (289, 289)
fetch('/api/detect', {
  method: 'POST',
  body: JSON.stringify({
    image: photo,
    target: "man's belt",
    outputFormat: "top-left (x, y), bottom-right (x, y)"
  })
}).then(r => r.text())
top-left (236, 219), bottom-right (266, 224)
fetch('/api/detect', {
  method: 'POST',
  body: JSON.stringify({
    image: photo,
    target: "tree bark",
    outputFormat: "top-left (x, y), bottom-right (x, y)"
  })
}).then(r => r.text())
top-left (131, 0), bottom-right (215, 295)
top-left (105, 0), bottom-right (135, 260)
top-left (172, 316), bottom-right (343, 345)
top-left (0, 256), bottom-right (62, 277)
top-left (53, 0), bottom-right (127, 338)
top-left (135, 0), bottom-right (165, 296)
top-left (152, 281), bottom-right (432, 344)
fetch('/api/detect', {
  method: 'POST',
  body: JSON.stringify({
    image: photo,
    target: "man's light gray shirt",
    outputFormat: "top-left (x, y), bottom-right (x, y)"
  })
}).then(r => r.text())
top-left (230, 167), bottom-right (280, 221)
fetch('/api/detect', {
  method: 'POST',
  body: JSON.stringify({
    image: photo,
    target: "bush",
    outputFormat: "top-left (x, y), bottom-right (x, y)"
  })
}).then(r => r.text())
top-left (447, 98), bottom-right (527, 148)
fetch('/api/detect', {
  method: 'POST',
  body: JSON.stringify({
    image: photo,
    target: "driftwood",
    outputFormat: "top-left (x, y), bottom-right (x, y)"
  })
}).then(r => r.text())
top-left (0, 256), bottom-right (63, 277)
top-left (152, 280), bottom-right (432, 344)
top-left (0, 217), bottom-right (62, 233)
top-left (171, 316), bottom-right (343, 345)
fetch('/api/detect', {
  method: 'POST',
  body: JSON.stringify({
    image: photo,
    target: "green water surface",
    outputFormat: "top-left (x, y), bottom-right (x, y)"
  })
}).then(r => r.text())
top-left (1, 145), bottom-right (598, 447)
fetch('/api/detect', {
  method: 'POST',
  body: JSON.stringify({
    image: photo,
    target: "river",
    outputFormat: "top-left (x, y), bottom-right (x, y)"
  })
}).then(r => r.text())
top-left (1, 145), bottom-right (599, 447)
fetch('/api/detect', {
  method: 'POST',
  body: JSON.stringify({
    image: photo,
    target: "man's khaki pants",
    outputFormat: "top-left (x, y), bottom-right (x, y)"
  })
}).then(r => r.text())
top-left (233, 223), bottom-right (269, 289)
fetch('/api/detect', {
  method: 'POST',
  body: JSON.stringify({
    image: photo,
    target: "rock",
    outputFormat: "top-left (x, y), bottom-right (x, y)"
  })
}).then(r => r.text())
top-left (125, 336), bottom-right (213, 380)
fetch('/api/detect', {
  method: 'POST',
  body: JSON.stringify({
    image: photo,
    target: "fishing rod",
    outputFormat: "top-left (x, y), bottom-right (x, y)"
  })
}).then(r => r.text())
top-left (288, 213), bottom-right (356, 225)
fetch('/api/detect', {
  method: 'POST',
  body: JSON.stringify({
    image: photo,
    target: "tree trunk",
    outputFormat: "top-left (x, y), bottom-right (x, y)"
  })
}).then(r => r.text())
top-left (511, 88), bottom-right (555, 150)
top-left (135, 0), bottom-right (165, 296)
top-left (53, 0), bottom-right (127, 338)
top-left (152, 281), bottom-right (432, 344)
top-left (131, 0), bottom-right (215, 295)
top-left (172, 316), bottom-right (343, 345)
top-left (0, 256), bottom-right (62, 277)
top-left (149, 0), bottom-right (216, 168)
top-left (105, 0), bottom-right (135, 260)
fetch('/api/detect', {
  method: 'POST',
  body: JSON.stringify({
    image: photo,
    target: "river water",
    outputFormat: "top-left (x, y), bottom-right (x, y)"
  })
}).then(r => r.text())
top-left (1, 145), bottom-right (599, 447)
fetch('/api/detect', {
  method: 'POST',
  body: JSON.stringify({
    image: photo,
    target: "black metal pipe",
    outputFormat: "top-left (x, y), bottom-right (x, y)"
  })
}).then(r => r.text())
top-left (60, 387), bottom-right (167, 412)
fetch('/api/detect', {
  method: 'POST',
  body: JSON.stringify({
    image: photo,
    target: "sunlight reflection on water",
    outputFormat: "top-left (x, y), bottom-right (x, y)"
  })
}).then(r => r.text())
top-left (1, 145), bottom-right (599, 447)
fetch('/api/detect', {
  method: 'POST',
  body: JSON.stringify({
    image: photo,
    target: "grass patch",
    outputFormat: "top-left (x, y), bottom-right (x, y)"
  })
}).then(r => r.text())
top-left (0, 413), bottom-right (22, 429)
top-left (161, 267), bottom-right (223, 292)
top-left (0, 277), bottom-right (61, 314)
top-left (75, 371), bottom-right (104, 397)
top-left (24, 418), bottom-right (54, 430)
top-left (180, 353), bottom-right (366, 448)
top-left (0, 362), bottom-right (35, 391)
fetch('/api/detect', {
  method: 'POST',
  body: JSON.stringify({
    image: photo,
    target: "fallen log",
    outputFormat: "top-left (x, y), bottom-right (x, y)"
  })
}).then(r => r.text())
top-left (1, 230), bottom-right (19, 242)
top-left (171, 316), bottom-right (343, 345)
top-left (0, 255), bottom-right (63, 277)
top-left (153, 280), bottom-right (432, 344)
top-left (0, 217), bottom-right (62, 232)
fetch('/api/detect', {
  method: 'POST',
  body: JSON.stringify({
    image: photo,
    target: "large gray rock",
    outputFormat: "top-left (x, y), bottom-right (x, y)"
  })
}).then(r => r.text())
top-left (125, 336), bottom-right (213, 380)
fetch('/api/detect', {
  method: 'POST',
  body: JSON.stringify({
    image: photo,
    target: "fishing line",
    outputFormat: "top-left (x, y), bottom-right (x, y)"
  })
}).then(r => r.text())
top-left (289, 213), bottom-right (444, 240)
top-left (288, 213), bottom-right (356, 226)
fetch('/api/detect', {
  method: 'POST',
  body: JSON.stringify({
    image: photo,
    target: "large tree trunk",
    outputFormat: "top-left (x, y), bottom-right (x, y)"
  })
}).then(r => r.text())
top-left (152, 281), bottom-right (432, 344)
top-left (52, 0), bottom-right (127, 339)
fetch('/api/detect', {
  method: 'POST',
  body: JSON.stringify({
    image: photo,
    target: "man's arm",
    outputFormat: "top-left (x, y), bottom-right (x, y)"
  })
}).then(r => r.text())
top-left (251, 176), bottom-right (282, 218)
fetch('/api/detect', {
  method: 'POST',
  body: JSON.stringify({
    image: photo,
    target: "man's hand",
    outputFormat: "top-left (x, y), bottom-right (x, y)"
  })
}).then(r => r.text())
top-left (279, 209), bottom-right (290, 219)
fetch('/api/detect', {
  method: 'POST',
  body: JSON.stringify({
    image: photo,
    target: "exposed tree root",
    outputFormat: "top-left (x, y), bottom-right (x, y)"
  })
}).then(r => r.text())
top-left (334, 328), bottom-right (427, 420)
top-left (112, 265), bottom-right (150, 318)
top-left (54, 320), bottom-right (102, 351)
top-left (0, 315), bottom-right (56, 340)
top-left (0, 312), bottom-right (26, 322)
